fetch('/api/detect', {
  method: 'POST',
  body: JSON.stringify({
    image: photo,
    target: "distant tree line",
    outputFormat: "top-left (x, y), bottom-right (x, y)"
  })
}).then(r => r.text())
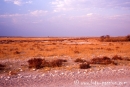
top-left (100, 35), bottom-right (130, 42)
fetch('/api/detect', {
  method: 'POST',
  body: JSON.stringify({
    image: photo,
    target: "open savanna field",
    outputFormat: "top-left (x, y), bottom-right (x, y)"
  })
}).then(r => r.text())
top-left (0, 37), bottom-right (130, 71)
top-left (0, 37), bottom-right (130, 87)
top-left (0, 37), bottom-right (130, 59)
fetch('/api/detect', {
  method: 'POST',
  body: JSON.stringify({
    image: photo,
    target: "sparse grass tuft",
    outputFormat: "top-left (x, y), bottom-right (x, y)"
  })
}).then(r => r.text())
top-left (61, 59), bottom-right (67, 62)
top-left (8, 71), bottom-right (17, 76)
top-left (74, 51), bottom-right (80, 54)
top-left (15, 51), bottom-right (21, 54)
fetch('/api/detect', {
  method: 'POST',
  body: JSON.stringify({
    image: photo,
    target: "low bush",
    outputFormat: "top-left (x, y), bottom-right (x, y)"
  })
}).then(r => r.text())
top-left (90, 56), bottom-right (115, 65)
top-left (112, 55), bottom-right (123, 60)
top-left (28, 58), bottom-right (43, 69)
top-left (50, 59), bottom-right (65, 67)
top-left (79, 63), bottom-right (91, 69)
top-left (41, 59), bottom-right (50, 67)
top-left (74, 58), bottom-right (86, 63)
top-left (28, 58), bottom-right (67, 69)
top-left (15, 51), bottom-right (21, 54)
top-left (0, 64), bottom-right (5, 67)
top-left (0, 64), bottom-right (6, 70)
top-left (124, 57), bottom-right (130, 61)
top-left (57, 59), bottom-right (67, 62)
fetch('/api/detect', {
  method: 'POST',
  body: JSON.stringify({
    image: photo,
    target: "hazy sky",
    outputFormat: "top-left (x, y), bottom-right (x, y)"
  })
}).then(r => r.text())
top-left (0, 0), bottom-right (130, 37)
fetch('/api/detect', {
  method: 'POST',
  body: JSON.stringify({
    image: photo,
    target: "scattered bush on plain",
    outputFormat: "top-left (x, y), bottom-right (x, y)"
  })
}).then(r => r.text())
top-left (112, 55), bottom-right (123, 60)
top-left (28, 58), bottom-right (67, 69)
top-left (28, 58), bottom-right (43, 69)
top-left (0, 64), bottom-right (6, 70)
top-left (90, 56), bottom-right (116, 65)
top-left (74, 58), bottom-right (86, 63)
top-left (50, 59), bottom-right (67, 67)
top-left (79, 62), bottom-right (91, 69)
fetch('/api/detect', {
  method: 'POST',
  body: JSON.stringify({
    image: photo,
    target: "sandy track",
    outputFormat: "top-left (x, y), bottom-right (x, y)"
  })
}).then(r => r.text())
top-left (0, 66), bottom-right (130, 87)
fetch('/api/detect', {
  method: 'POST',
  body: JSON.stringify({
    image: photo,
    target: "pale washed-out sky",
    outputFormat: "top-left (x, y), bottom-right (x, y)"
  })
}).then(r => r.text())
top-left (0, 0), bottom-right (130, 37)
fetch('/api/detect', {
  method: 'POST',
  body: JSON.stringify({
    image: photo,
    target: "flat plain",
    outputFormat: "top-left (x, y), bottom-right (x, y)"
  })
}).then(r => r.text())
top-left (0, 37), bottom-right (130, 59)
top-left (0, 37), bottom-right (130, 87)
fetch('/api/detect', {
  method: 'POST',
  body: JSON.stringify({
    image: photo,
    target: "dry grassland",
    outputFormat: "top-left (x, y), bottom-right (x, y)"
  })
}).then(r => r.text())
top-left (0, 37), bottom-right (130, 60)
